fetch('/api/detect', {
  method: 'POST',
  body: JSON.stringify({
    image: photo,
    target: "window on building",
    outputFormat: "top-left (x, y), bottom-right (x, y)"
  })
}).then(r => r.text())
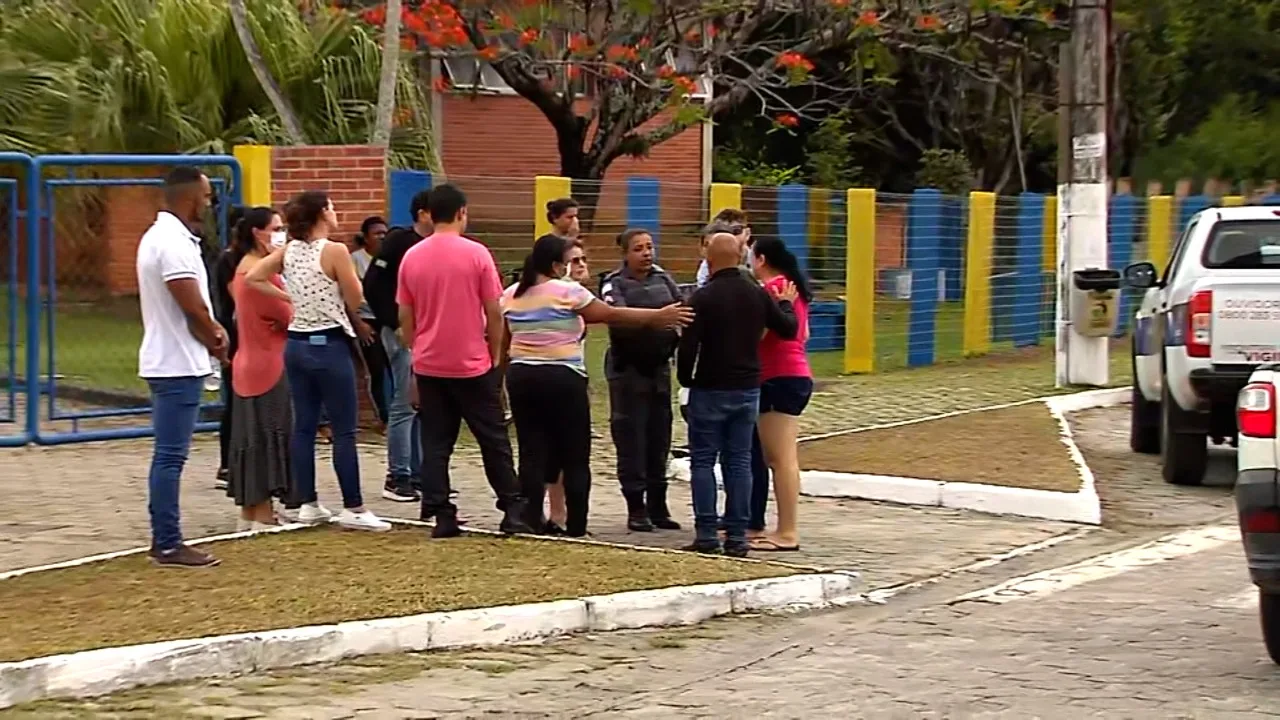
top-left (440, 57), bottom-right (516, 94)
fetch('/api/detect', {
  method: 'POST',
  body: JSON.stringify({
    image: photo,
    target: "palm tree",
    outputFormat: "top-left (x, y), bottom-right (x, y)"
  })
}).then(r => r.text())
top-left (229, 0), bottom-right (310, 144)
top-left (0, 0), bottom-right (438, 169)
top-left (370, 0), bottom-right (403, 148)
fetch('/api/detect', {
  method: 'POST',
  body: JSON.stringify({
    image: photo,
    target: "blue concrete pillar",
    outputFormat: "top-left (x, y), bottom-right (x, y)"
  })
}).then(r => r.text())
top-left (625, 177), bottom-right (661, 255)
top-left (388, 170), bottom-right (432, 228)
top-left (906, 189), bottom-right (942, 366)
top-left (1177, 194), bottom-right (1211, 233)
top-left (1012, 193), bottom-right (1045, 348)
top-left (777, 184), bottom-right (810, 274)
top-left (1108, 194), bottom-right (1137, 337)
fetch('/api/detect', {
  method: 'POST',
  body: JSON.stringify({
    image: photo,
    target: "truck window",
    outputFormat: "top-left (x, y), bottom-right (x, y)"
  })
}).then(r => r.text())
top-left (1163, 217), bottom-right (1199, 286)
top-left (1201, 220), bottom-right (1280, 269)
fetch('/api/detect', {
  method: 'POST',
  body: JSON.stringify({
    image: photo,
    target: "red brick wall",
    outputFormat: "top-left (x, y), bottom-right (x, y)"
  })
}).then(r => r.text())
top-left (438, 94), bottom-right (706, 278)
top-left (439, 95), bottom-right (703, 185)
top-left (104, 186), bottom-right (164, 295)
top-left (270, 145), bottom-right (388, 242)
top-left (877, 206), bottom-right (907, 271)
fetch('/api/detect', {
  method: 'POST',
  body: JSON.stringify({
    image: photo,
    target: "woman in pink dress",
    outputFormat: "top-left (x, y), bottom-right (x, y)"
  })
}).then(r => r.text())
top-left (747, 236), bottom-right (814, 552)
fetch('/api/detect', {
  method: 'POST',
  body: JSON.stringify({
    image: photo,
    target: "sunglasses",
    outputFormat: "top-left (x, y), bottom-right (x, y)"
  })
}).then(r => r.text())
top-left (728, 224), bottom-right (747, 235)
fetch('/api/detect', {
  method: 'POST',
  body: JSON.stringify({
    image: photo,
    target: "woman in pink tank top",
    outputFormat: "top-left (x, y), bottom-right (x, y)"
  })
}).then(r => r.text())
top-left (748, 236), bottom-right (814, 552)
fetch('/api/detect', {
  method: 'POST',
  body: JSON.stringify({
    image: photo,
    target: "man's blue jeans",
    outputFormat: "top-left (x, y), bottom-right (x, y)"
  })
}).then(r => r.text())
top-left (286, 331), bottom-right (364, 508)
top-left (147, 376), bottom-right (204, 551)
top-left (687, 388), bottom-right (760, 545)
top-left (381, 326), bottom-right (421, 480)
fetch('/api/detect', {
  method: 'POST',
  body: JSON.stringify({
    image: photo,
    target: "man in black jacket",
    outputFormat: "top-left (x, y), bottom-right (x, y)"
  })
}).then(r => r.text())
top-left (362, 190), bottom-right (431, 502)
top-left (677, 232), bottom-right (798, 557)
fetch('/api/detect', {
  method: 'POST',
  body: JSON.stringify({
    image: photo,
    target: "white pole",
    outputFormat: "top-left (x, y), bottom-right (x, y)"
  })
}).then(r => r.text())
top-left (1055, 0), bottom-right (1110, 388)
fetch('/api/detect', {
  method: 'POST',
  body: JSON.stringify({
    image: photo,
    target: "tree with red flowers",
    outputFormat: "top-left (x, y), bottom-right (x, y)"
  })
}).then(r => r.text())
top-left (358, 0), bottom-right (1021, 183)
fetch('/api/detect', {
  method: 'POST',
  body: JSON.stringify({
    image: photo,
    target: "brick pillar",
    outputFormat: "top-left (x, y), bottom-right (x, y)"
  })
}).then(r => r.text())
top-left (270, 145), bottom-right (388, 241)
top-left (104, 185), bottom-right (164, 296)
top-left (270, 145), bottom-right (389, 430)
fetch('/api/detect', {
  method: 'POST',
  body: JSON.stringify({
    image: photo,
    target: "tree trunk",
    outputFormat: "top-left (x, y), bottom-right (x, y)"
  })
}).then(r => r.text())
top-left (369, 0), bottom-right (403, 147)
top-left (229, 0), bottom-right (310, 145)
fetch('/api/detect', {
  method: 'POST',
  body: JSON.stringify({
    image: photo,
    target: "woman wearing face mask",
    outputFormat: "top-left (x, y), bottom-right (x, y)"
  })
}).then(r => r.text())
top-left (746, 236), bottom-right (815, 552)
top-left (502, 233), bottom-right (692, 537)
top-left (246, 191), bottom-right (389, 532)
top-left (226, 208), bottom-right (294, 530)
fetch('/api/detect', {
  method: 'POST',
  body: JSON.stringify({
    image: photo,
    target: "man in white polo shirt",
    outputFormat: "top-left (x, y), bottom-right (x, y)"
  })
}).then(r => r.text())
top-left (137, 166), bottom-right (228, 568)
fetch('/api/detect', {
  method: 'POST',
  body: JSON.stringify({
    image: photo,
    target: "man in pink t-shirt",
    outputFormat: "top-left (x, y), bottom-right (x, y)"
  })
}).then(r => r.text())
top-left (396, 183), bottom-right (532, 538)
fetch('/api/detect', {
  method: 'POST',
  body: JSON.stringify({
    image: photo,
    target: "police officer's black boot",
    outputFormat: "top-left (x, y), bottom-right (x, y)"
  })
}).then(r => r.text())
top-left (625, 493), bottom-right (654, 532)
top-left (647, 486), bottom-right (682, 530)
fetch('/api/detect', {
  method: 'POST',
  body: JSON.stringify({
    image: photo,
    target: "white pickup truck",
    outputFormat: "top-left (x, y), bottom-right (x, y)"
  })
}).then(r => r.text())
top-left (1235, 367), bottom-right (1280, 663)
top-left (1126, 206), bottom-right (1280, 486)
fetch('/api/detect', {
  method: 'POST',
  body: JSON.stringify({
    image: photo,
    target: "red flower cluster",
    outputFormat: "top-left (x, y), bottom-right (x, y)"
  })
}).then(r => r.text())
top-left (856, 10), bottom-right (880, 28)
top-left (776, 52), bottom-right (815, 72)
top-left (775, 113), bottom-right (799, 127)
top-left (671, 76), bottom-right (698, 94)
top-left (917, 14), bottom-right (942, 31)
top-left (384, 1), bottom-right (467, 49)
top-left (605, 45), bottom-right (639, 62)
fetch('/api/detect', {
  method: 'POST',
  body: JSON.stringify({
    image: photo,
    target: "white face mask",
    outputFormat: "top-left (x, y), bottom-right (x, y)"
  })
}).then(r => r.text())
top-left (744, 244), bottom-right (755, 269)
top-left (269, 231), bottom-right (287, 249)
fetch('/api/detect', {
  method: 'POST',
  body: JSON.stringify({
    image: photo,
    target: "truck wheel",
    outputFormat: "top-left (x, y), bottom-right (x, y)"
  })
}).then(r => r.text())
top-left (1129, 356), bottom-right (1160, 454)
top-left (1160, 382), bottom-right (1208, 486)
top-left (1261, 591), bottom-right (1280, 665)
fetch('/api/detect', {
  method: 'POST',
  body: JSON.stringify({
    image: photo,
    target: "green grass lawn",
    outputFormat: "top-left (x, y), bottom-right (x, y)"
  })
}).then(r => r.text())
top-left (0, 292), bottom-right (145, 395)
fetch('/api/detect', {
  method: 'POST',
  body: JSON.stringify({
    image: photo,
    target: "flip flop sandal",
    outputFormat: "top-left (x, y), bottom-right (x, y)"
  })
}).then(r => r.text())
top-left (750, 538), bottom-right (801, 552)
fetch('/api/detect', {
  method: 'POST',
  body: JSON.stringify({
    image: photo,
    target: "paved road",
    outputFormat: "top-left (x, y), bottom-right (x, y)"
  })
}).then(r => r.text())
top-left (16, 524), bottom-right (1273, 718)
top-left (8, 405), bottom-right (1267, 719)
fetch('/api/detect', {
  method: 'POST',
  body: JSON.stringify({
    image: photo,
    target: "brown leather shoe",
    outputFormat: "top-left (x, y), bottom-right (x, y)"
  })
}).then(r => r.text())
top-left (149, 544), bottom-right (220, 568)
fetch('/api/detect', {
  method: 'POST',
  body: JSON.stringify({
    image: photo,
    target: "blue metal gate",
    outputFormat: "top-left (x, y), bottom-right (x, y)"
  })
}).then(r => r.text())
top-left (0, 154), bottom-right (242, 446)
top-left (0, 153), bottom-right (38, 447)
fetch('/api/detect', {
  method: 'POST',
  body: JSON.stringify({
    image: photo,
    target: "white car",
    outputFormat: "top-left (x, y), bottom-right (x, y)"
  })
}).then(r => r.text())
top-left (1235, 368), bottom-right (1280, 663)
top-left (1126, 205), bottom-right (1280, 486)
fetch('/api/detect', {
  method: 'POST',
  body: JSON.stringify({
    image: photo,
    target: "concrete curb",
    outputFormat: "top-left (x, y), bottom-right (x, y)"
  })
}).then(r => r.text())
top-left (670, 386), bottom-right (1131, 525)
top-left (0, 527), bottom-right (859, 710)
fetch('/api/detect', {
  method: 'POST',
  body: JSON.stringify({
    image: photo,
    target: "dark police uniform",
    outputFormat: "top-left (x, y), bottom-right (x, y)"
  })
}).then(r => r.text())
top-left (601, 263), bottom-right (683, 526)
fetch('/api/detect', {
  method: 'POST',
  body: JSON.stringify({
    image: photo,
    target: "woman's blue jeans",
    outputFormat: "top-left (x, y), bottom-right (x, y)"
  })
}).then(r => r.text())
top-left (285, 330), bottom-right (363, 509)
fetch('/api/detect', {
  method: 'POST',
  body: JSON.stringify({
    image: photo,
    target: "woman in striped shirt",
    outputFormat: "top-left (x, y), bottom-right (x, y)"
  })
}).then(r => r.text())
top-left (501, 234), bottom-right (692, 537)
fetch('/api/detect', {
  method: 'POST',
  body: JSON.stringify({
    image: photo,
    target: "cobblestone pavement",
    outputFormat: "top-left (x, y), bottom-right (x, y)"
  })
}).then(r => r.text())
top-left (19, 400), bottom-right (1252, 720)
top-left (1068, 406), bottom-right (1236, 530)
top-left (0, 434), bottom-right (1068, 589)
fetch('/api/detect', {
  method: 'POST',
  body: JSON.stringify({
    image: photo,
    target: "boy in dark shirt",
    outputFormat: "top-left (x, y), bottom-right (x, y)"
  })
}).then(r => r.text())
top-left (362, 190), bottom-right (431, 502)
top-left (677, 233), bottom-right (798, 557)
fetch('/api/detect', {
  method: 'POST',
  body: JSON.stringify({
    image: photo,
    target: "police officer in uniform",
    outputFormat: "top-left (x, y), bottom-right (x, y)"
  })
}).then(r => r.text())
top-left (601, 228), bottom-right (684, 532)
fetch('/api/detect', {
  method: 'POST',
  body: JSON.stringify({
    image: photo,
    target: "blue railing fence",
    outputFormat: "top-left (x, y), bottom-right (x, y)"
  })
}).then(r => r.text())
top-left (0, 154), bottom-right (242, 446)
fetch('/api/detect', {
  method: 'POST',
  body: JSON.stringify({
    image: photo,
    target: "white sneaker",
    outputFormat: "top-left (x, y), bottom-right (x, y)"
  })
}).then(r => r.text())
top-left (236, 519), bottom-right (282, 532)
top-left (296, 503), bottom-right (334, 525)
top-left (335, 509), bottom-right (392, 532)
